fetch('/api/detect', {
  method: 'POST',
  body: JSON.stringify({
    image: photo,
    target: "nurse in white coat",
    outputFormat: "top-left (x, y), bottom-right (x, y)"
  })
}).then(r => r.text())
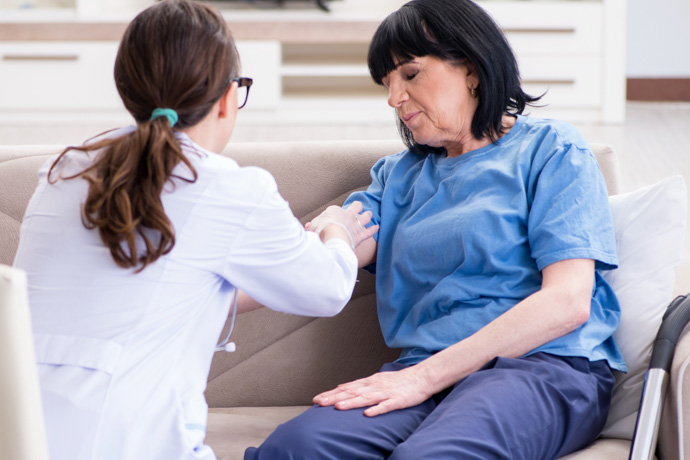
top-left (12, 1), bottom-right (377, 459)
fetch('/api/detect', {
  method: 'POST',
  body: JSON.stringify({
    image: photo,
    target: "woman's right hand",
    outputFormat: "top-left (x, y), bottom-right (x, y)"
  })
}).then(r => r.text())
top-left (306, 201), bottom-right (379, 249)
top-left (313, 365), bottom-right (435, 417)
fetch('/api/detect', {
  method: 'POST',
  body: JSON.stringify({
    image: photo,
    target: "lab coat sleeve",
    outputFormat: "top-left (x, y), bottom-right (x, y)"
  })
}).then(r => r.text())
top-left (221, 169), bottom-right (358, 317)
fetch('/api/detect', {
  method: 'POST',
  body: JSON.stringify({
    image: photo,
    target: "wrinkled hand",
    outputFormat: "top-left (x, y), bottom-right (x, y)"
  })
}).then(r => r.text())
top-left (312, 366), bottom-right (434, 417)
top-left (306, 201), bottom-right (379, 249)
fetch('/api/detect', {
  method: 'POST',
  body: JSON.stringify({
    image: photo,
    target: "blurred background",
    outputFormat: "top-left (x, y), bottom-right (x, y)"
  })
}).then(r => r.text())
top-left (1, 0), bottom-right (688, 289)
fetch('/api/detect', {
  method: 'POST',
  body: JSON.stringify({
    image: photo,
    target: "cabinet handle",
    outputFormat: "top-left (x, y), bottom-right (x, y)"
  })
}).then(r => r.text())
top-left (2, 54), bottom-right (79, 62)
top-left (523, 79), bottom-right (576, 86)
top-left (504, 28), bottom-right (576, 34)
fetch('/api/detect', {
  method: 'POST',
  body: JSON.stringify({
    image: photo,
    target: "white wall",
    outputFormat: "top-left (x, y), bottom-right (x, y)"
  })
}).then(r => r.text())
top-left (626, 0), bottom-right (690, 78)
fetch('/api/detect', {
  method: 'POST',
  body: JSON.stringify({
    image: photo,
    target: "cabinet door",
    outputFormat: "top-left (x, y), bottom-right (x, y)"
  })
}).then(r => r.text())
top-left (483, 1), bottom-right (602, 57)
top-left (0, 42), bottom-right (122, 111)
top-left (520, 57), bottom-right (602, 108)
top-left (0, 41), bottom-right (281, 112)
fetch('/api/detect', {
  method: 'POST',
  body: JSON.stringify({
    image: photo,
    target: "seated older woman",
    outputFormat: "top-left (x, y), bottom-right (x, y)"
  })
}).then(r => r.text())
top-left (245, 0), bottom-right (626, 458)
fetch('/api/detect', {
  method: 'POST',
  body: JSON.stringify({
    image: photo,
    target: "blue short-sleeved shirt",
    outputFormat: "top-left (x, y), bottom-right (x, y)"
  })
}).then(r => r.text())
top-left (345, 115), bottom-right (626, 372)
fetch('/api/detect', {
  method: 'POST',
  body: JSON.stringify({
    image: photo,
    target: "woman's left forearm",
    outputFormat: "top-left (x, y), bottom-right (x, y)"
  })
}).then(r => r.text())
top-left (313, 259), bottom-right (595, 417)
top-left (415, 258), bottom-right (595, 393)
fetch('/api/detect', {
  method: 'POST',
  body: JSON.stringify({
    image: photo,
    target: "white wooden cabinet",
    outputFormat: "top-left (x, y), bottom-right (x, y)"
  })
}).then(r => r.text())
top-left (0, 42), bottom-right (122, 112)
top-left (481, 0), bottom-right (626, 123)
top-left (0, 40), bottom-right (281, 123)
top-left (0, 0), bottom-right (626, 126)
top-left (276, 0), bottom-right (626, 124)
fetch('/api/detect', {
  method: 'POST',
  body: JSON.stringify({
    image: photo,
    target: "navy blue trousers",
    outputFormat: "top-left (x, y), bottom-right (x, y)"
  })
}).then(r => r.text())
top-left (244, 353), bottom-right (614, 460)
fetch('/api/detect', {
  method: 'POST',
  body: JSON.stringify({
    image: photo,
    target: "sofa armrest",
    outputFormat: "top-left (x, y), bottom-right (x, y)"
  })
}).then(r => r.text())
top-left (590, 143), bottom-right (622, 196)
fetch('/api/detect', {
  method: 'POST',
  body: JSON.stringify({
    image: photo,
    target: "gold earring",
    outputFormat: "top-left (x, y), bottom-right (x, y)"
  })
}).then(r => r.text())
top-left (470, 87), bottom-right (478, 98)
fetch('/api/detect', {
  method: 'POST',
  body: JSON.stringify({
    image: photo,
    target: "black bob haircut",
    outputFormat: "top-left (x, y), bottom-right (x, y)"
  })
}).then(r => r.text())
top-left (368, 0), bottom-right (541, 152)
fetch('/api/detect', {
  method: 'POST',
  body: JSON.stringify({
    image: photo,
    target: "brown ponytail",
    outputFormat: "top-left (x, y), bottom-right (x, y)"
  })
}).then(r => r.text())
top-left (48, 0), bottom-right (239, 272)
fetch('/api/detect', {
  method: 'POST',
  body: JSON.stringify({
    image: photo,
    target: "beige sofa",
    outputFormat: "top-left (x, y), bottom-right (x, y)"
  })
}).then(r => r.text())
top-left (0, 140), bottom-right (687, 460)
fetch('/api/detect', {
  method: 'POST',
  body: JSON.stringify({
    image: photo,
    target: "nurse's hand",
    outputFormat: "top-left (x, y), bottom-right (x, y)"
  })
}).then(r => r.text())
top-left (306, 201), bottom-right (378, 249)
top-left (312, 366), bottom-right (434, 417)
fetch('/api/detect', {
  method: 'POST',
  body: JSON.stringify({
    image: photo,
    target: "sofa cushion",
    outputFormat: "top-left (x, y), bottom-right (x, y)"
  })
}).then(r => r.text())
top-left (206, 140), bottom-right (406, 409)
top-left (601, 175), bottom-right (688, 440)
top-left (206, 406), bottom-right (309, 460)
top-left (205, 409), bottom-right (635, 460)
top-left (557, 438), bottom-right (633, 459)
top-left (0, 153), bottom-right (55, 266)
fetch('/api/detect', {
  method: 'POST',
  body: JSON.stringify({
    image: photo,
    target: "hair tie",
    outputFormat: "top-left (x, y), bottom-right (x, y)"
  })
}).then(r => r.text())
top-left (150, 108), bottom-right (178, 127)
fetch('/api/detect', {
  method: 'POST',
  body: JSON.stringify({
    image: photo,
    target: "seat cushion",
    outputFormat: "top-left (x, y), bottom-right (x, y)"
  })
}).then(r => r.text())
top-left (206, 406), bottom-right (309, 460)
top-left (206, 407), bottom-right (636, 460)
top-left (557, 438), bottom-right (635, 459)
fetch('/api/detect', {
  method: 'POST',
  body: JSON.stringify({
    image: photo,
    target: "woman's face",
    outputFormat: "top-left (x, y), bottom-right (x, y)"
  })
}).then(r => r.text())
top-left (382, 55), bottom-right (481, 156)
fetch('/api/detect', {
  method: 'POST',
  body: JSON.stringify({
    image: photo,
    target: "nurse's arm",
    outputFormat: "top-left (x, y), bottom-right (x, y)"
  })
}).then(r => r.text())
top-left (315, 258), bottom-right (594, 416)
top-left (236, 290), bottom-right (264, 314)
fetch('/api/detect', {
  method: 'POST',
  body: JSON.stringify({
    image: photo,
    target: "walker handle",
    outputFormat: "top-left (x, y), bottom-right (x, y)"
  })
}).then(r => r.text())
top-left (649, 294), bottom-right (690, 373)
top-left (630, 293), bottom-right (690, 460)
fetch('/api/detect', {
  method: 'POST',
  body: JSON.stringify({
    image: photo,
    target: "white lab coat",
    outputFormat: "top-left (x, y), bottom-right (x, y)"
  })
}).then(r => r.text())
top-left (13, 129), bottom-right (357, 460)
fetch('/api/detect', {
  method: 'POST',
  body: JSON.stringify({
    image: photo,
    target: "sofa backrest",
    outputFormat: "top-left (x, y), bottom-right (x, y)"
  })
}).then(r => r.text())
top-left (0, 140), bottom-right (620, 407)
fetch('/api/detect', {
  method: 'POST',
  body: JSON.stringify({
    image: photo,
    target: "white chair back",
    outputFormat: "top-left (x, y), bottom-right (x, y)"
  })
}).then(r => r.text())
top-left (0, 264), bottom-right (49, 460)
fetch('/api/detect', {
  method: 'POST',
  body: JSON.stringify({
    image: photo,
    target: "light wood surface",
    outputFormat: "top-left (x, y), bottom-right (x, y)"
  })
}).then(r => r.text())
top-left (0, 19), bottom-right (380, 43)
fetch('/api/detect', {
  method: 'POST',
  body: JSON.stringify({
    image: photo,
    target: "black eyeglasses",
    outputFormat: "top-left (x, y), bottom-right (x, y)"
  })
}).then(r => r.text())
top-left (233, 77), bottom-right (253, 109)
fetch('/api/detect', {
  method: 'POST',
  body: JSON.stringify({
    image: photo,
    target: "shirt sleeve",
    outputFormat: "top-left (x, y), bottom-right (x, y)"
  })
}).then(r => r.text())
top-left (527, 143), bottom-right (618, 271)
top-left (343, 155), bottom-right (392, 274)
top-left (343, 156), bottom-right (387, 237)
top-left (221, 169), bottom-right (358, 317)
